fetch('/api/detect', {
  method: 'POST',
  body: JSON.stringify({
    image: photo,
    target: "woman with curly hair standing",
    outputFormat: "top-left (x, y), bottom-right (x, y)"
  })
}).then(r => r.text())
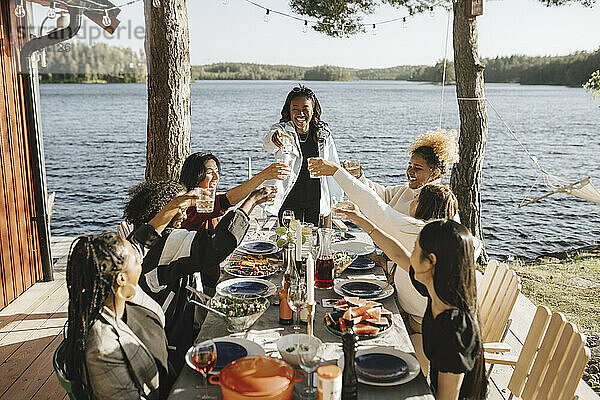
top-left (263, 85), bottom-right (343, 225)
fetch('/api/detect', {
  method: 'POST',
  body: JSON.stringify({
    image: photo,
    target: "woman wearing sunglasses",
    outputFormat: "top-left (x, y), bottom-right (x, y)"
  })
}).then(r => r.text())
top-left (262, 85), bottom-right (343, 225)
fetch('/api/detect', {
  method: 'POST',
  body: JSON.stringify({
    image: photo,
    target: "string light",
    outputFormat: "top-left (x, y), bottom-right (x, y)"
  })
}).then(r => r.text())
top-left (48, 1), bottom-right (57, 18)
top-left (222, 0), bottom-right (229, 4)
top-left (102, 10), bottom-right (111, 26)
top-left (152, 0), bottom-right (160, 8)
top-left (371, 23), bottom-right (377, 35)
top-left (430, 6), bottom-right (435, 17)
top-left (241, 0), bottom-right (419, 36)
top-left (14, 0), bottom-right (26, 18)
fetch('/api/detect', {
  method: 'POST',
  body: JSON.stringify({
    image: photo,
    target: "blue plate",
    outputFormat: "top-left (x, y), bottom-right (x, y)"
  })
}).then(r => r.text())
top-left (355, 353), bottom-right (409, 382)
top-left (214, 341), bottom-right (248, 371)
top-left (340, 281), bottom-right (383, 298)
top-left (241, 241), bottom-right (278, 254)
top-left (347, 257), bottom-right (376, 271)
top-left (227, 281), bottom-right (269, 296)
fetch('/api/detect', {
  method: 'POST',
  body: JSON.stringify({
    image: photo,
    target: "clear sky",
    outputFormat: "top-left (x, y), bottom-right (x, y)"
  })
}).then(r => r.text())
top-left (32, 0), bottom-right (600, 68)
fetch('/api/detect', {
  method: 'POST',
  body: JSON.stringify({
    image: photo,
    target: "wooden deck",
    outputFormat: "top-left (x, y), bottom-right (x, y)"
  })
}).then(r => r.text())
top-left (0, 236), bottom-right (72, 400)
top-left (0, 237), bottom-right (597, 400)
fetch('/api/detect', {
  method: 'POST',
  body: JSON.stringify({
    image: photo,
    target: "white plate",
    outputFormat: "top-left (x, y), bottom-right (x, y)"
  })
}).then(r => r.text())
top-left (216, 278), bottom-right (277, 298)
top-left (334, 279), bottom-right (394, 301)
top-left (185, 337), bottom-right (265, 374)
top-left (331, 240), bottom-right (375, 256)
top-left (337, 346), bottom-right (420, 386)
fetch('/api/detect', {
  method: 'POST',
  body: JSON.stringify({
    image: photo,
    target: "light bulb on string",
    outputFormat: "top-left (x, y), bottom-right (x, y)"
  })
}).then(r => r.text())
top-left (14, 1), bottom-right (26, 18)
top-left (48, 2), bottom-right (56, 19)
top-left (402, 17), bottom-right (407, 28)
top-left (102, 10), bottom-right (111, 27)
top-left (222, 0), bottom-right (229, 4)
top-left (429, 6), bottom-right (434, 17)
top-left (302, 20), bottom-right (308, 34)
top-left (371, 24), bottom-right (377, 36)
top-left (152, 0), bottom-right (160, 8)
top-left (263, 9), bottom-right (270, 23)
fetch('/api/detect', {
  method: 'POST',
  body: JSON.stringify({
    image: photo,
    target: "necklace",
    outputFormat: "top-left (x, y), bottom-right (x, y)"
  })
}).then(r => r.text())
top-left (298, 131), bottom-right (309, 143)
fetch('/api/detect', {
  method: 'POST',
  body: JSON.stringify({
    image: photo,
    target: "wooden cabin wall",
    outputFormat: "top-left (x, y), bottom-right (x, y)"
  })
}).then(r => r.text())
top-left (0, 0), bottom-right (43, 309)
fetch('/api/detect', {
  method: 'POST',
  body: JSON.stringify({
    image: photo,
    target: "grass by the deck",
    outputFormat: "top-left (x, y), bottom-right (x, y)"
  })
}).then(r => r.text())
top-left (509, 251), bottom-right (600, 333)
top-left (0, 236), bottom-right (73, 400)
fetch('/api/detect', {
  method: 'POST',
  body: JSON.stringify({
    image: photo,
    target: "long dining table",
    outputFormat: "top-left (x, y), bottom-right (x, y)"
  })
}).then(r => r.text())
top-left (168, 228), bottom-right (434, 400)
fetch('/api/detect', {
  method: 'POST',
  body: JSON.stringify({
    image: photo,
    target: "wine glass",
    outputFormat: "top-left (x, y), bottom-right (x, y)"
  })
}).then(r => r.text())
top-left (298, 340), bottom-right (322, 399)
top-left (282, 210), bottom-right (294, 228)
top-left (191, 339), bottom-right (217, 399)
top-left (287, 281), bottom-right (306, 332)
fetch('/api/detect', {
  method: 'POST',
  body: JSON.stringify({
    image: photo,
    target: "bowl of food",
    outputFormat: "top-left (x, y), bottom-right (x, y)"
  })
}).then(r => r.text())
top-left (333, 251), bottom-right (358, 276)
top-left (276, 334), bottom-right (322, 367)
top-left (208, 295), bottom-right (270, 333)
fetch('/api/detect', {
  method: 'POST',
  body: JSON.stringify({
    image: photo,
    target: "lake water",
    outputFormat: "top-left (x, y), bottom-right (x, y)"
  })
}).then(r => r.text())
top-left (40, 80), bottom-right (600, 259)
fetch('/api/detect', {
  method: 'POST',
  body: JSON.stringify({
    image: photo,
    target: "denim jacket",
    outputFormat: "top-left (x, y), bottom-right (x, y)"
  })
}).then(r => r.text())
top-left (262, 121), bottom-right (343, 216)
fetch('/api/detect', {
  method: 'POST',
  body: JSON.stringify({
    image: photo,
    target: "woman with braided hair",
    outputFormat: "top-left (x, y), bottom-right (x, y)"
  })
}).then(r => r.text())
top-left (64, 233), bottom-right (172, 400)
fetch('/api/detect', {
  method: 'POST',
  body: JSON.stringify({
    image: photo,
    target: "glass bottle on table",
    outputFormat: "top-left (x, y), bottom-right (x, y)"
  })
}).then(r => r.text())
top-left (279, 243), bottom-right (296, 325)
top-left (315, 228), bottom-right (335, 289)
top-left (341, 323), bottom-right (358, 400)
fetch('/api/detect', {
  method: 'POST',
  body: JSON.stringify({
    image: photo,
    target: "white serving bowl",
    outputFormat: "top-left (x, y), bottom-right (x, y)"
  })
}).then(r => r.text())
top-left (276, 334), bottom-right (322, 367)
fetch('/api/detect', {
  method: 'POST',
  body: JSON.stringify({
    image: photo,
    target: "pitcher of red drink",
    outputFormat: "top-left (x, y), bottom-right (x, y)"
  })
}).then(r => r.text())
top-left (315, 228), bottom-right (335, 289)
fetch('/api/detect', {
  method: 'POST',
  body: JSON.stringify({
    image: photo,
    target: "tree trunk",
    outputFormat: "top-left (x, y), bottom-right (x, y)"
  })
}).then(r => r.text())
top-left (450, 0), bottom-right (488, 262)
top-left (143, 0), bottom-right (191, 180)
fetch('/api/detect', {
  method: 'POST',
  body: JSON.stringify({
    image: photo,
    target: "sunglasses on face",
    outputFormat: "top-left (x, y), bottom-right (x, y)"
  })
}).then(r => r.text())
top-left (291, 86), bottom-right (314, 95)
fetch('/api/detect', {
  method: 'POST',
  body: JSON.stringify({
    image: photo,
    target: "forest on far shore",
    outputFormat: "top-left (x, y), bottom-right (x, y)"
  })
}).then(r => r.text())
top-left (39, 42), bottom-right (599, 88)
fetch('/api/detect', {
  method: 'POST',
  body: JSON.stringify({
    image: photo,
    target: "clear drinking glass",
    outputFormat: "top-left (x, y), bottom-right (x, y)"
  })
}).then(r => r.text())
top-left (282, 210), bottom-right (294, 228)
top-left (287, 281), bottom-right (306, 332)
top-left (195, 186), bottom-right (216, 213)
top-left (330, 195), bottom-right (346, 220)
top-left (191, 339), bottom-right (217, 399)
top-left (343, 159), bottom-right (362, 178)
top-left (298, 341), bottom-right (321, 399)
top-left (307, 157), bottom-right (318, 179)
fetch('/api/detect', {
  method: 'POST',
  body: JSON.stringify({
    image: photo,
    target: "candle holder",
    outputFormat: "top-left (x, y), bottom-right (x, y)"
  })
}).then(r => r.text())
top-left (306, 302), bottom-right (316, 336)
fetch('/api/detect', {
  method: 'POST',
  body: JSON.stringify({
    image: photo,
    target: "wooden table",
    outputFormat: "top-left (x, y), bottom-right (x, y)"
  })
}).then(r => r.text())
top-left (168, 231), bottom-right (434, 400)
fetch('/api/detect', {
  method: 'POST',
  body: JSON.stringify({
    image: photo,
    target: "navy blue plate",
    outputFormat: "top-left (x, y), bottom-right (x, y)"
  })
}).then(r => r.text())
top-left (241, 241), bottom-right (277, 254)
top-left (340, 281), bottom-right (383, 298)
top-left (214, 342), bottom-right (248, 371)
top-left (355, 353), bottom-right (409, 382)
top-left (347, 257), bottom-right (376, 271)
top-left (227, 281), bottom-right (269, 296)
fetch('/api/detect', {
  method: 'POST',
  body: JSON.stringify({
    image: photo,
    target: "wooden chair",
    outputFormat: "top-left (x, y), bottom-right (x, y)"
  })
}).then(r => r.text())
top-left (485, 305), bottom-right (591, 400)
top-left (478, 260), bottom-right (521, 350)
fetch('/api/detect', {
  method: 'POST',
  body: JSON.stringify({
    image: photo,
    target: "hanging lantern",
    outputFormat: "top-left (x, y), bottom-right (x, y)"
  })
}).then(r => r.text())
top-left (466, 0), bottom-right (483, 20)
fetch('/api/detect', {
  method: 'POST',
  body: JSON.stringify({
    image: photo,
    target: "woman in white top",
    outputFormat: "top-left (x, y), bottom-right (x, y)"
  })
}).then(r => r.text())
top-left (262, 85), bottom-right (343, 225)
top-left (347, 128), bottom-right (459, 216)
top-left (310, 158), bottom-right (464, 332)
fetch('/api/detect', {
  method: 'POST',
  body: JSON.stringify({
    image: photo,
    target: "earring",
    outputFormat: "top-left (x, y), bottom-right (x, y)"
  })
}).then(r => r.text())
top-left (115, 283), bottom-right (136, 301)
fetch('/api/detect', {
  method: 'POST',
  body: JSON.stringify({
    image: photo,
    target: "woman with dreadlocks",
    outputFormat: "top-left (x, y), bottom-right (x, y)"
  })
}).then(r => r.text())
top-left (64, 232), bottom-right (173, 400)
top-left (263, 85), bottom-right (343, 225)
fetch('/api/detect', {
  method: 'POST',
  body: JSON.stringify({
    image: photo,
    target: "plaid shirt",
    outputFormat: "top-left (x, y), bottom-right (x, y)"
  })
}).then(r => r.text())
top-left (85, 306), bottom-right (160, 400)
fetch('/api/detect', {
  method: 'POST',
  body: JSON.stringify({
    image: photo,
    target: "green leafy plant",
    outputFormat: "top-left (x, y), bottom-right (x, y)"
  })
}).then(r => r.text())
top-left (583, 70), bottom-right (600, 109)
top-left (275, 226), bottom-right (307, 248)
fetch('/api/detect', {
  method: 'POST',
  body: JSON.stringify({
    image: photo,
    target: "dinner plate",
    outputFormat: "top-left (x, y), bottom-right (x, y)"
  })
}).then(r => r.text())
top-left (331, 240), bottom-right (375, 256)
top-left (340, 281), bottom-right (383, 298)
top-left (337, 347), bottom-right (420, 386)
top-left (216, 278), bottom-right (277, 298)
top-left (185, 337), bottom-right (265, 374)
top-left (324, 312), bottom-right (393, 340)
top-left (239, 241), bottom-right (278, 255)
top-left (347, 257), bottom-right (376, 271)
top-left (334, 279), bottom-right (394, 301)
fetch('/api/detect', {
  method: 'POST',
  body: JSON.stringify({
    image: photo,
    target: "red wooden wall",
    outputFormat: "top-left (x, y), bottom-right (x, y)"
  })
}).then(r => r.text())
top-left (0, 0), bottom-right (43, 309)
